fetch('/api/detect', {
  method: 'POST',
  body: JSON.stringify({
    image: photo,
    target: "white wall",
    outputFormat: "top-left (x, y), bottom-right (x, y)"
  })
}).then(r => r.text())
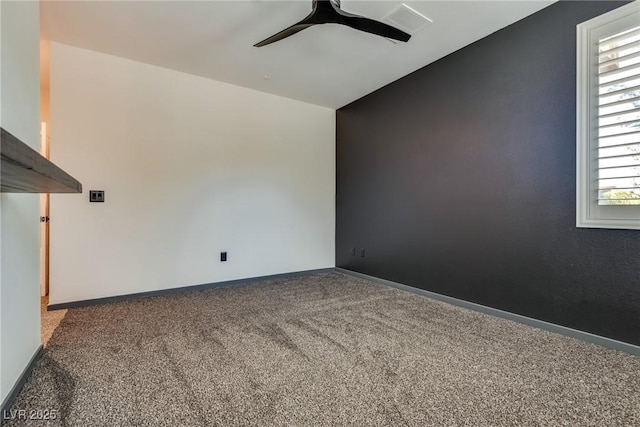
top-left (49, 43), bottom-right (335, 305)
top-left (0, 0), bottom-right (42, 405)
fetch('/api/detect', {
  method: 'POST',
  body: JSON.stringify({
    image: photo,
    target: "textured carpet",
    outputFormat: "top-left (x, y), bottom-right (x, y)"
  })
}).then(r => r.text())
top-left (6, 272), bottom-right (640, 426)
top-left (41, 297), bottom-right (67, 347)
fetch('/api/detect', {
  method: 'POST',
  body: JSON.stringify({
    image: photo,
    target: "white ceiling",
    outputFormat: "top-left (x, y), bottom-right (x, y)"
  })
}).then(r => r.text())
top-left (41, 0), bottom-right (554, 109)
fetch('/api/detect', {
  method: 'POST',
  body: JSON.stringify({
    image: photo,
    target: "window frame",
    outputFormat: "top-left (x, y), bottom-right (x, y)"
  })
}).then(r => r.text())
top-left (576, 1), bottom-right (640, 230)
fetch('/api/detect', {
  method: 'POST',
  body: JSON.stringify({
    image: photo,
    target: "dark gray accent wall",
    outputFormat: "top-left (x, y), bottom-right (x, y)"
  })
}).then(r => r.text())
top-left (336, 1), bottom-right (640, 345)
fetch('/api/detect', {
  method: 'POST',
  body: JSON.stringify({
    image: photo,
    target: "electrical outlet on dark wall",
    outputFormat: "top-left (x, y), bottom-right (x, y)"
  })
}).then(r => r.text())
top-left (351, 248), bottom-right (366, 257)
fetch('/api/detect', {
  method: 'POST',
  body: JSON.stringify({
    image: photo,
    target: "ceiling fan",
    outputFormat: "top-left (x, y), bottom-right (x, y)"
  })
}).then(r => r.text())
top-left (254, 0), bottom-right (411, 47)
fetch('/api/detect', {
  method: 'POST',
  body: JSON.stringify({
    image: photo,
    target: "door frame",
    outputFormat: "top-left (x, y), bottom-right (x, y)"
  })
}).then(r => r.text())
top-left (40, 121), bottom-right (50, 297)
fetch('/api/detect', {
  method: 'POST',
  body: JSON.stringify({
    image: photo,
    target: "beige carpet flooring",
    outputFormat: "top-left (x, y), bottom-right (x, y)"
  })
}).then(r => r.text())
top-left (6, 272), bottom-right (640, 426)
top-left (41, 296), bottom-right (67, 347)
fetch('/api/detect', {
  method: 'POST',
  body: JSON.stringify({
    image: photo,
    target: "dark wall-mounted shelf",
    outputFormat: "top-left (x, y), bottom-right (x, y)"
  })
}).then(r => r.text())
top-left (1, 127), bottom-right (82, 193)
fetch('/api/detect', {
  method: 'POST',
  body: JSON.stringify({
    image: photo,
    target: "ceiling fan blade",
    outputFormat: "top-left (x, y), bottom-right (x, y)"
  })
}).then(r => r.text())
top-left (254, 3), bottom-right (321, 47)
top-left (254, 23), bottom-right (315, 47)
top-left (253, 0), bottom-right (410, 47)
top-left (341, 15), bottom-right (411, 42)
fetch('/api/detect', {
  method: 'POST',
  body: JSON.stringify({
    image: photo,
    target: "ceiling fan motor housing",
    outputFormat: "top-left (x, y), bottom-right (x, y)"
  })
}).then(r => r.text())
top-left (314, 0), bottom-right (341, 8)
top-left (255, 0), bottom-right (411, 47)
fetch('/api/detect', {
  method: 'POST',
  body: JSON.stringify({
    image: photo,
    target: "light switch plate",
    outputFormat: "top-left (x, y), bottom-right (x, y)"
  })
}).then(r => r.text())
top-left (89, 190), bottom-right (104, 202)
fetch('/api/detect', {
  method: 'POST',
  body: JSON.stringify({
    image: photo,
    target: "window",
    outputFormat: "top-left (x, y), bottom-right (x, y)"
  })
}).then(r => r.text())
top-left (577, 2), bottom-right (640, 230)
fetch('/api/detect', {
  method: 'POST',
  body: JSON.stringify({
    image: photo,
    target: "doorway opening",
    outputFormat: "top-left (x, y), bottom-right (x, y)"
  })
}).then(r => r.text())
top-left (40, 38), bottom-right (67, 346)
top-left (40, 121), bottom-right (49, 300)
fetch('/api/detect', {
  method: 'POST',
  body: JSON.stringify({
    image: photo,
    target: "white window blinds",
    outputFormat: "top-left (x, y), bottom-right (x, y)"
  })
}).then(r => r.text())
top-left (597, 25), bottom-right (640, 205)
top-left (577, 2), bottom-right (640, 229)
